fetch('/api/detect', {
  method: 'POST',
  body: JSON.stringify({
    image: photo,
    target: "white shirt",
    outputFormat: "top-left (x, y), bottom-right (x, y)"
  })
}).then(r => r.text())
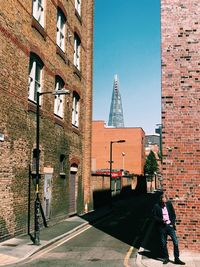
top-left (162, 205), bottom-right (171, 224)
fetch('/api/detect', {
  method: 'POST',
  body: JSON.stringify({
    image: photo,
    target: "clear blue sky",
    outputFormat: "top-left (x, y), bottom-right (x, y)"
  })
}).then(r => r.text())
top-left (93, 0), bottom-right (161, 134)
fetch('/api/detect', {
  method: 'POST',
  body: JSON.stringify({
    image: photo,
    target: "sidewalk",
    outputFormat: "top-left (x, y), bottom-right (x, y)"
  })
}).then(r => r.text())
top-left (136, 248), bottom-right (200, 267)
top-left (0, 206), bottom-right (112, 266)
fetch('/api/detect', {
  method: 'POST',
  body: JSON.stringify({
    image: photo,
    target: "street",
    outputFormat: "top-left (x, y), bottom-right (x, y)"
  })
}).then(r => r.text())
top-left (9, 193), bottom-right (160, 267)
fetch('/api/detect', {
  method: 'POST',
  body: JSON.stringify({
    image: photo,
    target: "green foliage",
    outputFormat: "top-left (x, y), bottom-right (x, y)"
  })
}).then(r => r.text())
top-left (144, 150), bottom-right (158, 180)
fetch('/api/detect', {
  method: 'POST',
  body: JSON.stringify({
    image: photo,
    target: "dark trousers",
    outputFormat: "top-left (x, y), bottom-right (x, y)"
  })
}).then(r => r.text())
top-left (159, 224), bottom-right (180, 260)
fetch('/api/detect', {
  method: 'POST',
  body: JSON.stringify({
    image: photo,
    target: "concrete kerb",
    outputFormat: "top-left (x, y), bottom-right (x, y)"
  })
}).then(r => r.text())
top-left (135, 247), bottom-right (200, 267)
top-left (0, 221), bottom-right (89, 267)
top-left (32, 220), bottom-right (90, 254)
top-left (0, 208), bottom-right (113, 266)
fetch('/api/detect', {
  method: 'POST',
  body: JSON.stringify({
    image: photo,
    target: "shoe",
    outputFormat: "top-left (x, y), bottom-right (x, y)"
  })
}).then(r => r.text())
top-left (163, 258), bottom-right (169, 264)
top-left (174, 258), bottom-right (185, 265)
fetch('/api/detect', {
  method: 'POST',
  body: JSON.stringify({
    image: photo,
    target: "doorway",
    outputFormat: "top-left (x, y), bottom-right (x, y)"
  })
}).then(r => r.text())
top-left (69, 164), bottom-right (78, 215)
top-left (43, 172), bottom-right (52, 220)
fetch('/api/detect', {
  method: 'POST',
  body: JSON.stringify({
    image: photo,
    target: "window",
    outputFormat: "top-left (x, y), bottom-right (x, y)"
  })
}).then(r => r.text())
top-left (28, 54), bottom-right (43, 103)
top-left (54, 77), bottom-right (65, 118)
top-left (72, 93), bottom-right (80, 127)
top-left (56, 9), bottom-right (66, 52)
top-left (74, 34), bottom-right (81, 70)
top-left (75, 0), bottom-right (81, 16)
top-left (32, 0), bottom-right (45, 27)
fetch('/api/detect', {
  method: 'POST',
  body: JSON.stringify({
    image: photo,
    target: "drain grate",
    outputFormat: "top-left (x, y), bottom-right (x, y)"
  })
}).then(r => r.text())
top-left (2, 243), bottom-right (18, 247)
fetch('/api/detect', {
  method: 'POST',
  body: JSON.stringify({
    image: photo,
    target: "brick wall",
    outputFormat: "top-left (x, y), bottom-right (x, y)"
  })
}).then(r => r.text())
top-left (161, 0), bottom-right (200, 250)
top-left (0, 0), bottom-right (93, 240)
top-left (92, 121), bottom-right (145, 175)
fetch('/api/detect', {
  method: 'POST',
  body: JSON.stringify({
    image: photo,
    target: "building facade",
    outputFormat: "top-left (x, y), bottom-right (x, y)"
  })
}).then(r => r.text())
top-left (161, 0), bottom-right (200, 250)
top-left (0, 0), bottom-right (93, 240)
top-left (92, 121), bottom-right (145, 175)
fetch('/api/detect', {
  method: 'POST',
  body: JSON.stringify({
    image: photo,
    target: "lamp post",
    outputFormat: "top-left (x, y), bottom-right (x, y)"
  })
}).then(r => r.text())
top-left (109, 140), bottom-right (125, 203)
top-left (34, 89), bottom-right (70, 245)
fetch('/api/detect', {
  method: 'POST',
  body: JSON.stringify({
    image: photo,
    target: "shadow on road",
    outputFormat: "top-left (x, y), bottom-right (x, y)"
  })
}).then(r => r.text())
top-left (81, 189), bottom-right (163, 260)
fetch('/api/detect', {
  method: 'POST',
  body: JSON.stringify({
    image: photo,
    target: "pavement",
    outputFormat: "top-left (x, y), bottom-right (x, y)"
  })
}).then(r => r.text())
top-left (0, 206), bottom-right (112, 266)
top-left (0, 199), bottom-right (199, 267)
top-left (136, 247), bottom-right (200, 267)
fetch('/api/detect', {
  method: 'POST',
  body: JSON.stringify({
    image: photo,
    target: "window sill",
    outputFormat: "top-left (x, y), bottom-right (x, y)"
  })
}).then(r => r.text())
top-left (28, 100), bottom-right (37, 113)
top-left (72, 125), bottom-right (80, 135)
top-left (54, 115), bottom-right (64, 127)
top-left (73, 66), bottom-right (81, 80)
top-left (31, 17), bottom-right (47, 40)
top-left (60, 172), bottom-right (66, 178)
top-left (56, 46), bottom-right (67, 63)
top-left (75, 9), bottom-right (82, 24)
top-left (28, 100), bottom-right (44, 115)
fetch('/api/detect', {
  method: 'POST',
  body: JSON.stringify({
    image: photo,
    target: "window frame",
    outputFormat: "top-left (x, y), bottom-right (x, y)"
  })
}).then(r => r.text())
top-left (56, 8), bottom-right (66, 52)
top-left (74, 34), bottom-right (81, 70)
top-left (28, 54), bottom-right (43, 104)
top-left (72, 93), bottom-right (80, 128)
top-left (54, 76), bottom-right (65, 118)
top-left (32, 0), bottom-right (45, 28)
top-left (75, 0), bottom-right (81, 16)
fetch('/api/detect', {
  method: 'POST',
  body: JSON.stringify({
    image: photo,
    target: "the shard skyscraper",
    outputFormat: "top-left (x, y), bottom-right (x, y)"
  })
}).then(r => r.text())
top-left (108, 74), bottom-right (124, 128)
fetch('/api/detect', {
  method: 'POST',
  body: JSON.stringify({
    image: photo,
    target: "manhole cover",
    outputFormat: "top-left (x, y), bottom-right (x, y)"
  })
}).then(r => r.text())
top-left (2, 243), bottom-right (18, 247)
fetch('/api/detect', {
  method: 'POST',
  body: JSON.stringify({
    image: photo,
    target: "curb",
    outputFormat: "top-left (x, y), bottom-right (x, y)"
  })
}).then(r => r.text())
top-left (0, 208), bottom-right (112, 266)
top-left (0, 222), bottom-right (89, 267)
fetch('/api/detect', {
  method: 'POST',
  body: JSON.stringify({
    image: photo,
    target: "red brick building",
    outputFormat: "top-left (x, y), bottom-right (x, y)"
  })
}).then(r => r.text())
top-left (0, 0), bottom-right (93, 240)
top-left (92, 121), bottom-right (145, 175)
top-left (161, 0), bottom-right (200, 250)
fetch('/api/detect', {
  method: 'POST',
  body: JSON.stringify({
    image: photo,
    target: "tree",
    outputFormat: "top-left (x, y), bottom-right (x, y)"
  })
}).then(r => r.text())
top-left (144, 150), bottom-right (158, 180)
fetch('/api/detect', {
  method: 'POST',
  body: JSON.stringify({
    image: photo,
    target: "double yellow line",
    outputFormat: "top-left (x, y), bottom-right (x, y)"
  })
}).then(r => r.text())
top-left (124, 246), bottom-right (139, 267)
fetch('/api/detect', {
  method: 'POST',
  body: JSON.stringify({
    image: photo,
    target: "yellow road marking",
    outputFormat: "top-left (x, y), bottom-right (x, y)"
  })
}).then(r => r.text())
top-left (124, 246), bottom-right (134, 267)
top-left (32, 225), bottom-right (92, 259)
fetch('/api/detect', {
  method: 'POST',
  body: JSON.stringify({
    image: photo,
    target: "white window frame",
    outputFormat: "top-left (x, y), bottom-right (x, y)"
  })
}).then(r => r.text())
top-left (72, 94), bottom-right (80, 127)
top-left (75, 0), bottom-right (81, 16)
top-left (74, 35), bottom-right (81, 70)
top-left (28, 56), bottom-right (43, 103)
top-left (54, 78), bottom-right (65, 118)
top-left (56, 9), bottom-right (66, 52)
top-left (33, 0), bottom-right (45, 27)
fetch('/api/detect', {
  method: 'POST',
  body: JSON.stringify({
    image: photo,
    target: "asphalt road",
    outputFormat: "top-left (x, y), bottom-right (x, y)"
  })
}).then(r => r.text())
top-left (11, 193), bottom-right (160, 267)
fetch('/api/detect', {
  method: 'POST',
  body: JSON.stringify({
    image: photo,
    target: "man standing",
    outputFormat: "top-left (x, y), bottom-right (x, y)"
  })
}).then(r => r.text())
top-left (153, 194), bottom-right (185, 265)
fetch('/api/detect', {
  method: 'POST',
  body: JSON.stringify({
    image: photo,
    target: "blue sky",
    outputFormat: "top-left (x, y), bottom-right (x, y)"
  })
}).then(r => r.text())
top-left (93, 0), bottom-right (161, 134)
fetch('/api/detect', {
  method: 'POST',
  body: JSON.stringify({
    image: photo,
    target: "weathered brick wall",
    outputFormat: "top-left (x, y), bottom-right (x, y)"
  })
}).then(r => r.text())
top-left (82, 0), bottom-right (94, 209)
top-left (0, 0), bottom-right (93, 240)
top-left (161, 0), bottom-right (200, 250)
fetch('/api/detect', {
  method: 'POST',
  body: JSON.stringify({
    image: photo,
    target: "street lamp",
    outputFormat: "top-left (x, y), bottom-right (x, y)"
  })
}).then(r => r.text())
top-left (109, 140), bottom-right (126, 203)
top-left (121, 152), bottom-right (125, 171)
top-left (34, 89), bottom-right (70, 245)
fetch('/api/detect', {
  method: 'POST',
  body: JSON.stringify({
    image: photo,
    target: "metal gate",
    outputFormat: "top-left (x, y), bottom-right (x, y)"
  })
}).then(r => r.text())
top-left (44, 173), bottom-right (52, 219)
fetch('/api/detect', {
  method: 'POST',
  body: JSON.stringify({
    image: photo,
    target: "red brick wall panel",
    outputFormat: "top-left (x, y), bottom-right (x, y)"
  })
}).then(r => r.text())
top-left (161, 0), bottom-right (200, 251)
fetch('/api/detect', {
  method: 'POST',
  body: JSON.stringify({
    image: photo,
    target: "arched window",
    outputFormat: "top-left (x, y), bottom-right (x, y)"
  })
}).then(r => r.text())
top-left (74, 33), bottom-right (81, 70)
top-left (28, 53), bottom-right (44, 103)
top-left (72, 92), bottom-right (80, 127)
top-left (75, 0), bottom-right (81, 16)
top-left (54, 76), bottom-right (65, 118)
top-left (56, 8), bottom-right (66, 52)
top-left (32, 0), bottom-right (45, 27)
